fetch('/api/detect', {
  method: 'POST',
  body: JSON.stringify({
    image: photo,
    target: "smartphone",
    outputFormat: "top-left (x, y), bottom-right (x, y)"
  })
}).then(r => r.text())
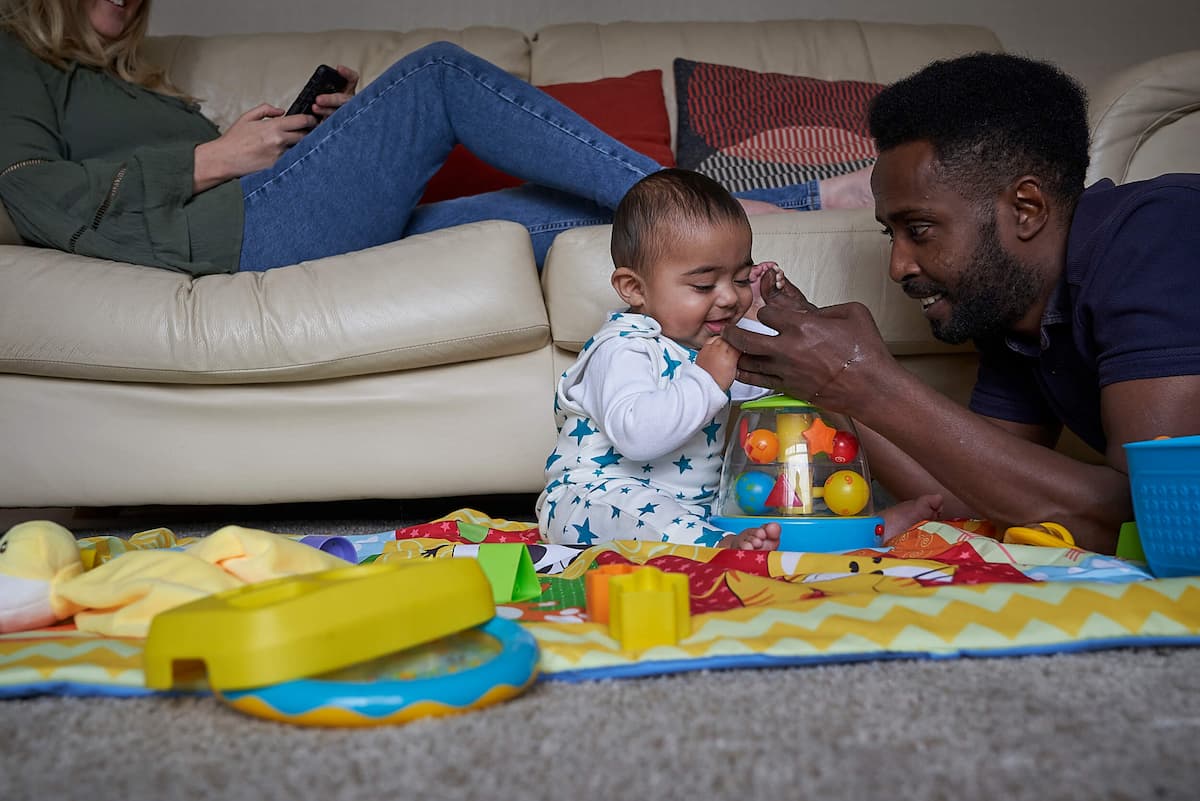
top-left (286, 64), bottom-right (349, 119)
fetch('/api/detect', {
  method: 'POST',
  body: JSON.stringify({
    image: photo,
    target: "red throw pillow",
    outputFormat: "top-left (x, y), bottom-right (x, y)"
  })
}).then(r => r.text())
top-left (419, 70), bottom-right (674, 204)
top-left (674, 58), bottom-right (884, 192)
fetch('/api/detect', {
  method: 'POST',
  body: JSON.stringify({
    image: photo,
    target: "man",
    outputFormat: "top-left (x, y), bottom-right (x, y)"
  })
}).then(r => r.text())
top-left (722, 52), bottom-right (1200, 553)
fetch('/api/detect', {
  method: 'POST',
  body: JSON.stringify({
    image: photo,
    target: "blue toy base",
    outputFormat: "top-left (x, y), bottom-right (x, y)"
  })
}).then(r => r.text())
top-left (710, 515), bottom-right (884, 552)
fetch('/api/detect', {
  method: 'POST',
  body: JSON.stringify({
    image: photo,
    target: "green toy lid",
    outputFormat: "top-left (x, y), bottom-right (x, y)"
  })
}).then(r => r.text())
top-left (738, 394), bottom-right (815, 411)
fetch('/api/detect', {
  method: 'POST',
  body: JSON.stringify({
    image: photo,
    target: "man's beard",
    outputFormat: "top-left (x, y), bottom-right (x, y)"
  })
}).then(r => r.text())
top-left (918, 220), bottom-right (1042, 345)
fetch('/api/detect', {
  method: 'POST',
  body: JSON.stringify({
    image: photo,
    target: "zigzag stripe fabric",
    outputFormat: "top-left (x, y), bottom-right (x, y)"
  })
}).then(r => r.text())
top-left (1, 515), bottom-right (1198, 697)
top-left (674, 58), bottom-right (885, 192)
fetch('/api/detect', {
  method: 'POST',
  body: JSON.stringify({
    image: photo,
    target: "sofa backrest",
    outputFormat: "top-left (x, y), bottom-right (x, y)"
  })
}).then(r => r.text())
top-left (1087, 49), bottom-right (1200, 185)
top-left (530, 20), bottom-right (1003, 148)
top-left (140, 27), bottom-right (532, 132)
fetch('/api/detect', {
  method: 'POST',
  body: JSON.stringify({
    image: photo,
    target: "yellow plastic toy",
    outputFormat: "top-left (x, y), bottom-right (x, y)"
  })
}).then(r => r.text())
top-left (607, 566), bottom-right (690, 651)
top-left (1003, 522), bottom-right (1076, 548)
top-left (145, 559), bottom-right (540, 727)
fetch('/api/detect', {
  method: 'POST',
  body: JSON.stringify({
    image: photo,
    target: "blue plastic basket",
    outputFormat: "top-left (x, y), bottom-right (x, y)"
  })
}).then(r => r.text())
top-left (1124, 435), bottom-right (1200, 578)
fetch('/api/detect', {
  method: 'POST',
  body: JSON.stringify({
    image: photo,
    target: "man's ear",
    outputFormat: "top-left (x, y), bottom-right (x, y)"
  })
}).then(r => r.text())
top-left (611, 266), bottom-right (646, 308)
top-left (1009, 176), bottom-right (1050, 242)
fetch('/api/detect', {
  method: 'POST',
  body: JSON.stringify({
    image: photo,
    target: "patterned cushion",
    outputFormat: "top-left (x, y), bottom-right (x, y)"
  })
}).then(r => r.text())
top-left (674, 58), bottom-right (884, 192)
top-left (421, 70), bottom-right (674, 203)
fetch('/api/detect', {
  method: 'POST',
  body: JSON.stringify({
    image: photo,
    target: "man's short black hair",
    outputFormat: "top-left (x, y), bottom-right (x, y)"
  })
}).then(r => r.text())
top-left (868, 52), bottom-right (1090, 209)
top-left (611, 168), bottom-right (748, 273)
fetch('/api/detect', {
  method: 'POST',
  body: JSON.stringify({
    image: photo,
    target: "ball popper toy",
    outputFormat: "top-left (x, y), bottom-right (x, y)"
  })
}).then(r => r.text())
top-left (710, 395), bottom-right (884, 552)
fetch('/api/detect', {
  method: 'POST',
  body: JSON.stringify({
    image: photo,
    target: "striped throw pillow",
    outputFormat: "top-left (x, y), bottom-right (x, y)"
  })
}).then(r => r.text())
top-left (674, 58), bottom-right (884, 192)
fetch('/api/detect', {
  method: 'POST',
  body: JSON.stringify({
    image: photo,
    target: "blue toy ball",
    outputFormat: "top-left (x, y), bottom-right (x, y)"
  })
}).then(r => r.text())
top-left (734, 471), bottom-right (774, 515)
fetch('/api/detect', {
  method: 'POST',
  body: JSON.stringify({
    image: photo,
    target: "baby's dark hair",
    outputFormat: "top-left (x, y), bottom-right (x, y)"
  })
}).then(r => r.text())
top-left (611, 168), bottom-right (748, 272)
top-left (868, 52), bottom-right (1090, 211)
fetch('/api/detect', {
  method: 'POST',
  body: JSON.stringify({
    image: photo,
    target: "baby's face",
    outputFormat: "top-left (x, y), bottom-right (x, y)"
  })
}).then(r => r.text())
top-left (637, 221), bottom-right (754, 351)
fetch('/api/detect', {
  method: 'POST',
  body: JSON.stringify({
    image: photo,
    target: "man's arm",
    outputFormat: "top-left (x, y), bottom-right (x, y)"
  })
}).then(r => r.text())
top-left (723, 292), bottom-right (1139, 553)
top-left (854, 416), bottom-right (1059, 521)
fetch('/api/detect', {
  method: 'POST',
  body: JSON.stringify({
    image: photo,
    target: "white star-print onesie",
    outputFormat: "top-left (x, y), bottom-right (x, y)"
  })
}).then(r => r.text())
top-left (536, 312), bottom-right (770, 547)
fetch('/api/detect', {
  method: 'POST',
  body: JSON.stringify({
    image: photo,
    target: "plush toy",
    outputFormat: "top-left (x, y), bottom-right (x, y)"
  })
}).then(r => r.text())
top-left (0, 520), bottom-right (85, 633)
top-left (0, 520), bottom-right (351, 637)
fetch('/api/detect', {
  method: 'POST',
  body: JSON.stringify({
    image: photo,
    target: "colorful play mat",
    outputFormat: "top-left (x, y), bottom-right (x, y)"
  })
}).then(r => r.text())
top-left (1, 510), bottom-right (1199, 698)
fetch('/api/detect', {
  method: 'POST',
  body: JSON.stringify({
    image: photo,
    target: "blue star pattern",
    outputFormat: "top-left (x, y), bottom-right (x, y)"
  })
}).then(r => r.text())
top-left (591, 448), bottom-right (622, 468)
top-left (568, 418), bottom-right (596, 445)
top-left (573, 518), bottom-right (598, 545)
top-left (538, 312), bottom-right (743, 550)
top-left (661, 349), bottom-right (682, 379)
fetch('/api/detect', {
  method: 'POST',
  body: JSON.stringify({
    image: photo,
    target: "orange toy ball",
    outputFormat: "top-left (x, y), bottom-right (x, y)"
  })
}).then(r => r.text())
top-left (743, 429), bottom-right (780, 463)
top-left (822, 470), bottom-right (870, 516)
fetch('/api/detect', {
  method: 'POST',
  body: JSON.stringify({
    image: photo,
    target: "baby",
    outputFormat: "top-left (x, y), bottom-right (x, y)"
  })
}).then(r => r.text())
top-left (536, 169), bottom-right (938, 550)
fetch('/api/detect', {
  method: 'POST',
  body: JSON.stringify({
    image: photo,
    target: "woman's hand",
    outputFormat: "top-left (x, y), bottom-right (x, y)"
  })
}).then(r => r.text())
top-left (192, 104), bottom-right (311, 193)
top-left (309, 65), bottom-right (359, 121)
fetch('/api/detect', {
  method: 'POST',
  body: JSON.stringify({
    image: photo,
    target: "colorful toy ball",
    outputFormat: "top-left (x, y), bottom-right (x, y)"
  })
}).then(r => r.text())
top-left (743, 429), bottom-right (780, 464)
top-left (734, 471), bottom-right (775, 515)
top-left (830, 431), bottom-right (860, 464)
top-left (822, 470), bottom-right (870, 516)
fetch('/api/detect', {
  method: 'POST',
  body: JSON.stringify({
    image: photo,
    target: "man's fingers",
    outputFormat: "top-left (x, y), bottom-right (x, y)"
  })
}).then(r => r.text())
top-left (721, 325), bottom-right (777, 355)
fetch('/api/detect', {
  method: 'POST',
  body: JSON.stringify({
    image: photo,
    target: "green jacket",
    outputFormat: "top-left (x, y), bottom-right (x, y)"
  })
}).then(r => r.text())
top-left (0, 32), bottom-right (243, 275)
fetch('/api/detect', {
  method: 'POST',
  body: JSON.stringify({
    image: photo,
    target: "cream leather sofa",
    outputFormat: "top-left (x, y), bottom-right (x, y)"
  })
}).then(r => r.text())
top-left (3, 21), bottom-right (1192, 509)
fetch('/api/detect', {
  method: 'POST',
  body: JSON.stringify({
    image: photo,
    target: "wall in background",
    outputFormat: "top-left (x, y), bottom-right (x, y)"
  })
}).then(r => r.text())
top-left (147, 0), bottom-right (1198, 92)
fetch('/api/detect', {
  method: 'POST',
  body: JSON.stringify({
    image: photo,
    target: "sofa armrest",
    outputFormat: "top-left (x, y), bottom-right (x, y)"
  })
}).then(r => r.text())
top-left (0, 220), bottom-right (549, 384)
top-left (1087, 49), bottom-right (1200, 185)
top-left (542, 208), bottom-right (972, 359)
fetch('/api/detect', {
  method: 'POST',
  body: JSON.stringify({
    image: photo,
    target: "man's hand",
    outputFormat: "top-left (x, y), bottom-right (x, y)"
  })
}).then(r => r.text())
top-left (721, 272), bottom-right (900, 416)
top-left (193, 105), bottom-right (311, 193)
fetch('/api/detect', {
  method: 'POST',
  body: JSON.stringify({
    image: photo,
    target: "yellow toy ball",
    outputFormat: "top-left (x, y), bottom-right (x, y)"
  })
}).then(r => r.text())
top-left (822, 470), bottom-right (870, 516)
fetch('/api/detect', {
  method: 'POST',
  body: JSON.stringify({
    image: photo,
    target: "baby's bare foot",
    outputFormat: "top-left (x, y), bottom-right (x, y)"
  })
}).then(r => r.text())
top-left (720, 521), bottom-right (782, 551)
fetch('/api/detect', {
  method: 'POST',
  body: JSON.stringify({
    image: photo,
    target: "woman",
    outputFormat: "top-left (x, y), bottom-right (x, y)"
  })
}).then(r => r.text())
top-left (0, 0), bottom-right (869, 274)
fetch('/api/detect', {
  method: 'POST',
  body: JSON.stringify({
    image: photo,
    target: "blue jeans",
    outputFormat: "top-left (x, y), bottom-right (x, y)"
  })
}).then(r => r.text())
top-left (239, 42), bottom-right (820, 271)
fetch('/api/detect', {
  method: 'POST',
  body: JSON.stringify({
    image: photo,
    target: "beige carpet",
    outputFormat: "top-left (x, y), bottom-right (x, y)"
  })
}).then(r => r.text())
top-left (3, 499), bottom-right (1199, 800)
top-left (4, 649), bottom-right (1200, 801)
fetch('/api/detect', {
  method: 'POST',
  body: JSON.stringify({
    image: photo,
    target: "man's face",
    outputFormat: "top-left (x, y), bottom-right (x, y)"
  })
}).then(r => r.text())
top-left (872, 141), bottom-right (1041, 344)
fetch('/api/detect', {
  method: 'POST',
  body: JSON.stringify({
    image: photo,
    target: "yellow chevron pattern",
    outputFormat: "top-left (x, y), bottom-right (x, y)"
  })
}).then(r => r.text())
top-left (522, 578), bottom-right (1200, 673)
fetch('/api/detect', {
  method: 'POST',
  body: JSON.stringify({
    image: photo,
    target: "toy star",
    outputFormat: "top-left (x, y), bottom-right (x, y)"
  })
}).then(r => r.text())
top-left (802, 417), bottom-right (837, 456)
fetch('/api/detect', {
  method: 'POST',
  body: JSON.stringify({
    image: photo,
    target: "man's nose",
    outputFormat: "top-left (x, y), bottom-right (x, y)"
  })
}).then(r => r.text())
top-left (888, 240), bottom-right (920, 284)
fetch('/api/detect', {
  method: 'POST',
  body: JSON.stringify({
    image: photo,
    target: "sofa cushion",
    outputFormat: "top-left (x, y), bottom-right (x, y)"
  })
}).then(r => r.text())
top-left (530, 20), bottom-right (1003, 149)
top-left (674, 58), bottom-right (883, 191)
top-left (142, 27), bottom-right (532, 132)
top-left (0, 220), bottom-right (549, 384)
top-left (420, 70), bottom-right (675, 203)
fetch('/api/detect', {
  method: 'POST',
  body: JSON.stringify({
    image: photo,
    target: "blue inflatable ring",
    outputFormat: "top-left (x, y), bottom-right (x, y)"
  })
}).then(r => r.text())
top-left (217, 617), bottom-right (539, 726)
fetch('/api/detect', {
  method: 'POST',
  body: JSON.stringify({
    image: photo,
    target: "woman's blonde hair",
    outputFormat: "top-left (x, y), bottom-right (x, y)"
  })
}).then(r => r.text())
top-left (1, 0), bottom-right (188, 98)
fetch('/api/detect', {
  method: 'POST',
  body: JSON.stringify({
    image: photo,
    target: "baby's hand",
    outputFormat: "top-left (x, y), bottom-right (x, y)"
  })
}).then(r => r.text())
top-left (746, 261), bottom-right (784, 321)
top-left (695, 336), bottom-right (740, 390)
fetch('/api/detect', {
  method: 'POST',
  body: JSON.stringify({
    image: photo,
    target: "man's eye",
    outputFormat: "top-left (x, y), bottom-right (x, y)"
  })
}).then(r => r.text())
top-left (908, 224), bottom-right (931, 238)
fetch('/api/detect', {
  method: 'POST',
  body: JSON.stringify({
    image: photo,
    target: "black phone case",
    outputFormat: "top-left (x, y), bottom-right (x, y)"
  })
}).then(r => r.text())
top-left (286, 64), bottom-right (349, 117)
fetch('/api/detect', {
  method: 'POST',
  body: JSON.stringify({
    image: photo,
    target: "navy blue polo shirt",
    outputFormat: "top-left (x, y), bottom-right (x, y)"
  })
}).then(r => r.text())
top-left (969, 174), bottom-right (1200, 453)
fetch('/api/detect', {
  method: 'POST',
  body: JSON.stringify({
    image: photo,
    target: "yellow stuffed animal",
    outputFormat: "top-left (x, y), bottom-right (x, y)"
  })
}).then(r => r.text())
top-left (0, 520), bottom-right (85, 632)
top-left (0, 520), bottom-right (351, 637)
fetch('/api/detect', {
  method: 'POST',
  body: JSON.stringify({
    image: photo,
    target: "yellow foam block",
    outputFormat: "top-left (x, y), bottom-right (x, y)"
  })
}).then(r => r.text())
top-left (144, 559), bottom-right (494, 691)
top-left (608, 567), bottom-right (690, 651)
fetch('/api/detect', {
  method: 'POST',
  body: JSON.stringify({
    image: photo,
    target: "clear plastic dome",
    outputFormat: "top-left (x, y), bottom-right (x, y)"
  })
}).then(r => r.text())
top-left (710, 394), bottom-right (883, 550)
